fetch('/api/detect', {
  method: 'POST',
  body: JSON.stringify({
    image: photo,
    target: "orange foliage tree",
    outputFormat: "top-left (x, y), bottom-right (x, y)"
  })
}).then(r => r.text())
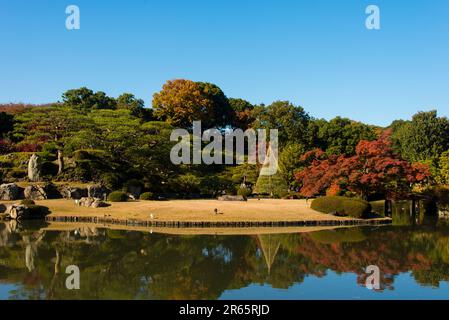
top-left (152, 79), bottom-right (233, 129)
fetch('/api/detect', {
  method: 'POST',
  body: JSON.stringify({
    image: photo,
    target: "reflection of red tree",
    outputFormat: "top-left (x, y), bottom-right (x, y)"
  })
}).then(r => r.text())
top-left (294, 230), bottom-right (434, 290)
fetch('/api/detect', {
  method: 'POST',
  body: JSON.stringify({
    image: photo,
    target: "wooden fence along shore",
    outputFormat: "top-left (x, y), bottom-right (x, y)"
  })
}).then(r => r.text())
top-left (45, 216), bottom-right (392, 228)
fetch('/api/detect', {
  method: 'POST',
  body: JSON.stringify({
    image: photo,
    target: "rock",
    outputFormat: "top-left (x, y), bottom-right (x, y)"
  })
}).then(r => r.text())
top-left (28, 153), bottom-right (41, 182)
top-left (0, 204), bottom-right (6, 213)
top-left (91, 199), bottom-right (109, 208)
top-left (24, 185), bottom-right (47, 200)
top-left (24, 183), bottom-right (61, 200)
top-left (77, 197), bottom-right (109, 208)
top-left (0, 183), bottom-right (23, 200)
top-left (60, 186), bottom-right (88, 200)
top-left (217, 195), bottom-right (247, 201)
top-left (6, 204), bottom-right (30, 220)
top-left (5, 203), bottom-right (49, 220)
top-left (127, 185), bottom-right (142, 199)
top-left (88, 185), bottom-right (110, 200)
top-left (127, 194), bottom-right (136, 201)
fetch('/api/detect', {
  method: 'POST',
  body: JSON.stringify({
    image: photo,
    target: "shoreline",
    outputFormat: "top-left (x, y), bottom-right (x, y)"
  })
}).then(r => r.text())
top-left (1, 198), bottom-right (392, 228)
top-left (42, 221), bottom-right (384, 236)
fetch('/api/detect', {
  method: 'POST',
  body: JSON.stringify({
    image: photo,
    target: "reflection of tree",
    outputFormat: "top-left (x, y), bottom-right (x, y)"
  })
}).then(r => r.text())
top-left (256, 235), bottom-right (281, 275)
top-left (1, 223), bottom-right (449, 299)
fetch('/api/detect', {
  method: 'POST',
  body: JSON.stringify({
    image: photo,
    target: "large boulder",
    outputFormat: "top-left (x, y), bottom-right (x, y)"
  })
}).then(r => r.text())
top-left (24, 183), bottom-right (61, 200)
top-left (24, 185), bottom-right (47, 200)
top-left (5, 203), bottom-right (49, 220)
top-left (60, 187), bottom-right (88, 200)
top-left (217, 195), bottom-right (247, 201)
top-left (6, 204), bottom-right (29, 220)
top-left (76, 197), bottom-right (109, 208)
top-left (88, 185), bottom-right (110, 200)
top-left (0, 183), bottom-right (23, 200)
top-left (28, 153), bottom-right (41, 182)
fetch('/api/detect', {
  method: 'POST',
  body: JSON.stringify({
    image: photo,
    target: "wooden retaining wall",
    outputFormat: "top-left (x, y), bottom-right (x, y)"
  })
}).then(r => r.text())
top-left (45, 215), bottom-right (392, 228)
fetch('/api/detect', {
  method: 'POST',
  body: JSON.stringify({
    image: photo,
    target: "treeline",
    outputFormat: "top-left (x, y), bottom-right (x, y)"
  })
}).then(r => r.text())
top-left (0, 79), bottom-right (448, 199)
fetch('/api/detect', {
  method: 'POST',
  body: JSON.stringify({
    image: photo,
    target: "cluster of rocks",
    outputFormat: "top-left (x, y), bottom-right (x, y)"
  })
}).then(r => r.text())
top-left (0, 183), bottom-right (22, 200)
top-left (0, 182), bottom-right (111, 201)
top-left (0, 203), bottom-right (49, 221)
top-left (75, 197), bottom-right (109, 208)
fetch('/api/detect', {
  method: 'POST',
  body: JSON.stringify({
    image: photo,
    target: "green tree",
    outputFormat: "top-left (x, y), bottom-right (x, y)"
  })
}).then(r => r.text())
top-left (313, 117), bottom-right (377, 155)
top-left (13, 105), bottom-right (92, 149)
top-left (391, 110), bottom-right (449, 162)
top-left (117, 93), bottom-right (153, 120)
top-left (0, 112), bottom-right (14, 138)
top-left (62, 87), bottom-right (117, 110)
top-left (279, 143), bottom-right (306, 190)
top-left (252, 101), bottom-right (310, 148)
top-left (438, 150), bottom-right (449, 185)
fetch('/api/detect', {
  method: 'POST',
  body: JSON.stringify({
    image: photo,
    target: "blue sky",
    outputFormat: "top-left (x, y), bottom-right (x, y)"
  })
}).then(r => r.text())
top-left (0, 0), bottom-right (448, 126)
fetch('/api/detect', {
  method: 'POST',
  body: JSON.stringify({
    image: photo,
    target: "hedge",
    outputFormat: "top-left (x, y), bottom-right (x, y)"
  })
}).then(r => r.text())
top-left (311, 196), bottom-right (371, 218)
top-left (140, 192), bottom-right (154, 201)
top-left (237, 187), bottom-right (252, 198)
top-left (107, 191), bottom-right (128, 202)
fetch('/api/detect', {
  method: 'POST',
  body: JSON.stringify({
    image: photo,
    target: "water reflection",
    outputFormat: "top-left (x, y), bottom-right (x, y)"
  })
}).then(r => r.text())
top-left (1, 220), bottom-right (449, 300)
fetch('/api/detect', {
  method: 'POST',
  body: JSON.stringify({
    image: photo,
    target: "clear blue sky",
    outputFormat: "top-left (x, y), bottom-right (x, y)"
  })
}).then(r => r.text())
top-left (1, 0), bottom-right (448, 126)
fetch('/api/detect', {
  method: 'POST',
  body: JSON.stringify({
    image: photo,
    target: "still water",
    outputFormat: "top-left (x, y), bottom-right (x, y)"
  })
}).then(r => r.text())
top-left (1, 215), bottom-right (449, 300)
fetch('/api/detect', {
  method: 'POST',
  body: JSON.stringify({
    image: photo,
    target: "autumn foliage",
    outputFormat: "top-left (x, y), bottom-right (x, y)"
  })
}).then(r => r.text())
top-left (295, 131), bottom-right (430, 199)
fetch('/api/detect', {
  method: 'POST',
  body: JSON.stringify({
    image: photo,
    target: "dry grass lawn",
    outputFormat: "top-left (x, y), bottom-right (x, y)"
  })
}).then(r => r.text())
top-left (2, 198), bottom-right (353, 223)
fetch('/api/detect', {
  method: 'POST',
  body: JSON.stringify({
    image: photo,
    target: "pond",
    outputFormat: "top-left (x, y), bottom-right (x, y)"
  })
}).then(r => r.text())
top-left (1, 210), bottom-right (449, 300)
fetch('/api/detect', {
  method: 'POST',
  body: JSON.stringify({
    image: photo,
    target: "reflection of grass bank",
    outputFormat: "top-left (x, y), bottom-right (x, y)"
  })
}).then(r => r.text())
top-left (42, 221), bottom-right (356, 236)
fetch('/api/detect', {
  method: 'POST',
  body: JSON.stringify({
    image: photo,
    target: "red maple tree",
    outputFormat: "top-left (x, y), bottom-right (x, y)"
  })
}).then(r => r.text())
top-left (295, 131), bottom-right (430, 199)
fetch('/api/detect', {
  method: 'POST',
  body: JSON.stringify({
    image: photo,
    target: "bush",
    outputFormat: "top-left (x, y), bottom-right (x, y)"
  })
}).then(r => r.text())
top-left (8, 168), bottom-right (26, 179)
top-left (311, 196), bottom-right (371, 218)
top-left (20, 199), bottom-right (36, 206)
top-left (237, 187), bottom-right (252, 198)
top-left (370, 200), bottom-right (386, 216)
top-left (107, 191), bottom-right (128, 202)
top-left (283, 191), bottom-right (301, 199)
top-left (140, 192), bottom-right (154, 201)
top-left (101, 172), bottom-right (121, 190)
top-left (28, 205), bottom-right (50, 218)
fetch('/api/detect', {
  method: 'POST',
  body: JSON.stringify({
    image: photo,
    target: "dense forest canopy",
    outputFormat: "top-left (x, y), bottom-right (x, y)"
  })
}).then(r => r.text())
top-left (1, 79), bottom-right (448, 200)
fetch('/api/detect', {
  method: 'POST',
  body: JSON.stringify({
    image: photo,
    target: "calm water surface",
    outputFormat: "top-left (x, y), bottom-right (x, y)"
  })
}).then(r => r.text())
top-left (1, 217), bottom-right (449, 300)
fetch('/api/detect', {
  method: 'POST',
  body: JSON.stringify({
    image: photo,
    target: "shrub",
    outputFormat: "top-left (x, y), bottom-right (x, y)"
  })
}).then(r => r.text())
top-left (283, 191), bottom-right (301, 199)
top-left (8, 168), bottom-right (26, 179)
top-left (20, 199), bottom-right (36, 206)
top-left (140, 192), bottom-right (154, 201)
top-left (237, 187), bottom-right (252, 198)
top-left (370, 200), bottom-right (386, 216)
top-left (107, 191), bottom-right (128, 202)
top-left (28, 205), bottom-right (50, 218)
top-left (311, 196), bottom-right (371, 218)
top-left (40, 161), bottom-right (59, 176)
top-left (101, 173), bottom-right (121, 190)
